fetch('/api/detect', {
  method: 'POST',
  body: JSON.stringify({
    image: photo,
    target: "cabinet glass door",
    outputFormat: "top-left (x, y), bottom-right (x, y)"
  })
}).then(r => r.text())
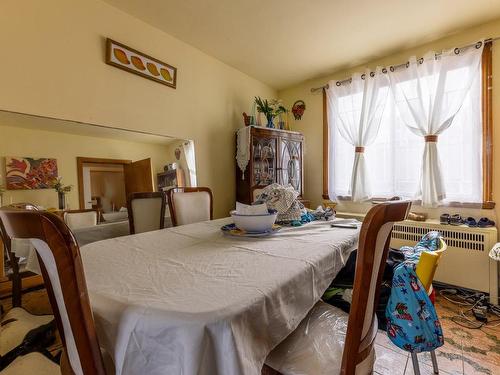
top-left (280, 139), bottom-right (301, 193)
top-left (252, 137), bottom-right (277, 186)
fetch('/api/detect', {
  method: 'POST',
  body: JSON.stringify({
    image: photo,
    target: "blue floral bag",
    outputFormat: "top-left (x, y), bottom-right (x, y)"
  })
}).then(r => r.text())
top-left (385, 232), bottom-right (444, 353)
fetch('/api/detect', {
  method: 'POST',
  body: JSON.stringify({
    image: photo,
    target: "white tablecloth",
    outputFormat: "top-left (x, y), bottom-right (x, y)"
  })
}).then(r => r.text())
top-left (80, 218), bottom-right (360, 375)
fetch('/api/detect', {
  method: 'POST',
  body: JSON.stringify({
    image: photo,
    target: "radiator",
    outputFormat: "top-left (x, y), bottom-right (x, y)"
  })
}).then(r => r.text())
top-left (390, 220), bottom-right (498, 305)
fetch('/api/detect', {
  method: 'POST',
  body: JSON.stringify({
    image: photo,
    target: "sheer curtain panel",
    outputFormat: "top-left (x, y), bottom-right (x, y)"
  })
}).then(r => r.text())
top-left (326, 68), bottom-right (389, 201)
top-left (388, 43), bottom-right (483, 207)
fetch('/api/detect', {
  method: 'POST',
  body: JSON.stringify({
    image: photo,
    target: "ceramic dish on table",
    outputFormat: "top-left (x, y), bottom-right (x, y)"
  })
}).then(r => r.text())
top-left (220, 223), bottom-right (281, 238)
top-left (229, 209), bottom-right (278, 233)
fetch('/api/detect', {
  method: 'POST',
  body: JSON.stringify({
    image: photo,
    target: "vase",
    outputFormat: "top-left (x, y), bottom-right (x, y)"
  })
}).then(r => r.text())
top-left (58, 192), bottom-right (66, 210)
top-left (266, 116), bottom-right (274, 128)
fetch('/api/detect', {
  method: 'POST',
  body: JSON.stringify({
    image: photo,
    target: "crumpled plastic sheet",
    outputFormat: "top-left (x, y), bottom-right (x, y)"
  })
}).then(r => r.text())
top-left (266, 301), bottom-right (348, 375)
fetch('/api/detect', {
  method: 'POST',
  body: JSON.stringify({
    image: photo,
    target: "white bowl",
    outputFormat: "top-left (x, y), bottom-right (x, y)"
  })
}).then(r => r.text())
top-left (230, 210), bottom-right (278, 233)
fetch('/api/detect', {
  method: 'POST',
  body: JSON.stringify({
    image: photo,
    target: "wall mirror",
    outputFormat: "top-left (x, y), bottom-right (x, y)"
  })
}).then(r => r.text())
top-left (0, 109), bottom-right (196, 233)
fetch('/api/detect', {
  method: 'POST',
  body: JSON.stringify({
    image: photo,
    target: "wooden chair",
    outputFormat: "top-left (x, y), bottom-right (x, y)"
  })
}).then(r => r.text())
top-left (166, 187), bottom-right (213, 226)
top-left (0, 208), bottom-right (110, 374)
top-left (63, 209), bottom-right (99, 231)
top-left (1, 203), bottom-right (39, 307)
top-left (264, 201), bottom-right (411, 375)
top-left (127, 192), bottom-right (166, 234)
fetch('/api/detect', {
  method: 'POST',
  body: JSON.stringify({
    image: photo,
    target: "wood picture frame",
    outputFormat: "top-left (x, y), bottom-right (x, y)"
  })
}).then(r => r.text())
top-left (105, 38), bottom-right (177, 89)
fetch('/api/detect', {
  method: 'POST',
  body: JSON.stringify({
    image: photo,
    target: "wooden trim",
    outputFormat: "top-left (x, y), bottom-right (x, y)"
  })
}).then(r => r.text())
top-left (127, 191), bottom-right (166, 234)
top-left (0, 275), bottom-right (44, 298)
top-left (482, 41), bottom-right (494, 207)
top-left (106, 38), bottom-right (177, 89)
top-left (76, 157), bottom-right (131, 210)
top-left (323, 45), bottom-right (495, 208)
top-left (322, 90), bottom-right (329, 199)
top-left (334, 195), bottom-right (494, 209)
top-left (166, 187), bottom-right (213, 227)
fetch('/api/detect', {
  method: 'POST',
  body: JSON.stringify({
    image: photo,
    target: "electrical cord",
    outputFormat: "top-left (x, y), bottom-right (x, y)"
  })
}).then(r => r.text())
top-left (437, 287), bottom-right (500, 330)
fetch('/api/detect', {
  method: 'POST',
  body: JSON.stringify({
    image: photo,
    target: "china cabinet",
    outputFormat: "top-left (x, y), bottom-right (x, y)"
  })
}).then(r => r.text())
top-left (236, 127), bottom-right (308, 206)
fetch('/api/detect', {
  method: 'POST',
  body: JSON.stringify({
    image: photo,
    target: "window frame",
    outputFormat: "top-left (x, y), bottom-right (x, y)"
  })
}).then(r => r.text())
top-left (322, 41), bottom-right (494, 209)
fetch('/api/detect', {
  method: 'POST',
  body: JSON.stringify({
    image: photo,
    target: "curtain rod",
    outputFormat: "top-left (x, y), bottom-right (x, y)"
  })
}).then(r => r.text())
top-left (310, 37), bottom-right (498, 93)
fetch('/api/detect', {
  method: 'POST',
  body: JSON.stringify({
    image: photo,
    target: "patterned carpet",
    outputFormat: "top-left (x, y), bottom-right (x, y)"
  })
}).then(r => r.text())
top-left (1, 288), bottom-right (499, 374)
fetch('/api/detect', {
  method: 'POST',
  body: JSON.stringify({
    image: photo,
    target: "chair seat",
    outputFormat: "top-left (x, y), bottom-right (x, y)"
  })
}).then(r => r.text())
top-left (266, 301), bottom-right (348, 375)
top-left (265, 301), bottom-right (375, 375)
top-left (0, 307), bottom-right (54, 356)
top-left (1, 352), bottom-right (60, 375)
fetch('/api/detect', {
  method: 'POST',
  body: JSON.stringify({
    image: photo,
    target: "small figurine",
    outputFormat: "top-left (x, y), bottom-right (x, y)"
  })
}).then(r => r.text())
top-left (292, 100), bottom-right (306, 120)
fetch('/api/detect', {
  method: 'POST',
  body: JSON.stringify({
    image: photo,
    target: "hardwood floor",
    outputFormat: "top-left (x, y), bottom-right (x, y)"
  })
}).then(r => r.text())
top-left (2, 289), bottom-right (499, 374)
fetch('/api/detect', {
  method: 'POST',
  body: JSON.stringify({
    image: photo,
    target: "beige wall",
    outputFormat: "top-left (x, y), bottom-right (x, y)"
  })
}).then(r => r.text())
top-left (0, 124), bottom-right (174, 209)
top-left (278, 18), bottom-right (500, 223)
top-left (0, 0), bottom-right (276, 217)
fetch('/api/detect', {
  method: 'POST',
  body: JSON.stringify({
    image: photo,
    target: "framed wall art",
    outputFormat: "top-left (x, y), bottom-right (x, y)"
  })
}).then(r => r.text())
top-left (5, 156), bottom-right (58, 190)
top-left (106, 38), bottom-right (177, 89)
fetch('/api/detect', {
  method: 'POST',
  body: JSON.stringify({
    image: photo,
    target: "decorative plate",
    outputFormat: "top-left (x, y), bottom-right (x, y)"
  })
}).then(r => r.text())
top-left (221, 223), bottom-right (281, 237)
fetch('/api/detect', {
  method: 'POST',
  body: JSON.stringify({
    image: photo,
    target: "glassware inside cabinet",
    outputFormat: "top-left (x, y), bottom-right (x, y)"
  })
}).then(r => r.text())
top-left (252, 137), bottom-right (277, 186)
top-left (280, 139), bottom-right (301, 193)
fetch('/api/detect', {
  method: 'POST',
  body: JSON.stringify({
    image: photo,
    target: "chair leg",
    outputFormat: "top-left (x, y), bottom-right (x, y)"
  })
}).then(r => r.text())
top-left (12, 274), bottom-right (22, 307)
top-left (430, 350), bottom-right (439, 374)
top-left (411, 352), bottom-right (421, 375)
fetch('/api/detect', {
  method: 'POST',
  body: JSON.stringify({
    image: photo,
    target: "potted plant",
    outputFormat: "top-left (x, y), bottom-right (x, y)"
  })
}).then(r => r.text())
top-left (51, 177), bottom-right (72, 210)
top-left (254, 97), bottom-right (287, 128)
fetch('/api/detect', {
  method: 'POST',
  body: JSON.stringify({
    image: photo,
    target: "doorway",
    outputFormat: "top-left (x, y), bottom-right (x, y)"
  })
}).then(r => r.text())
top-left (77, 157), bottom-right (154, 211)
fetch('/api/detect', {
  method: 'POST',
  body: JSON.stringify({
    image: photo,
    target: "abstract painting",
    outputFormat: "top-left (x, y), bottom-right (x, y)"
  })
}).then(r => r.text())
top-left (106, 38), bottom-right (177, 88)
top-left (5, 157), bottom-right (58, 190)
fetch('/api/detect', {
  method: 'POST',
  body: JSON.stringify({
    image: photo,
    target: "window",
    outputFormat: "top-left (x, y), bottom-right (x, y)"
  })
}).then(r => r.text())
top-left (322, 42), bottom-right (493, 208)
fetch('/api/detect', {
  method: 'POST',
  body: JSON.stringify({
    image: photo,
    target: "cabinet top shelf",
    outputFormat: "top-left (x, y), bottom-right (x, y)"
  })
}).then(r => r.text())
top-left (237, 125), bottom-right (302, 136)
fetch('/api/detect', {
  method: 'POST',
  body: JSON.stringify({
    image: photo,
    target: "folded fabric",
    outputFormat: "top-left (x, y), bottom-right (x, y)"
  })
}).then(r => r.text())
top-left (235, 202), bottom-right (268, 215)
top-left (255, 183), bottom-right (305, 222)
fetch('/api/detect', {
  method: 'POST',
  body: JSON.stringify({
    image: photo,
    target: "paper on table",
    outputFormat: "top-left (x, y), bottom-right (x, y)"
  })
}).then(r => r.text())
top-left (235, 202), bottom-right (268, 215)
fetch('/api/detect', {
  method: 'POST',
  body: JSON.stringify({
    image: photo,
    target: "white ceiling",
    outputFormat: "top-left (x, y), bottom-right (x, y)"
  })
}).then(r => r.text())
top-left (104, 0), bottom-right (500, 89)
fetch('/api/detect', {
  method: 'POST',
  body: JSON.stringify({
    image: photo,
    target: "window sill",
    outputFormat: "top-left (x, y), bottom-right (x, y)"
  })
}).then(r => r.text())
top-left (322, 194), bottom-right (495, 209)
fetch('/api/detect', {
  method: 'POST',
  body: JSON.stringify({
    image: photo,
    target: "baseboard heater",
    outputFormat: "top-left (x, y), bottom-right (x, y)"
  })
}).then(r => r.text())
top-left (390, 220), bottom-right (498, 305)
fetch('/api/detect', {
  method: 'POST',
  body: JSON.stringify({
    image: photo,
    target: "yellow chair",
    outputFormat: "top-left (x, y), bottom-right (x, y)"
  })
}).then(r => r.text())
top-left (412, 238), bottom-right (447, 375)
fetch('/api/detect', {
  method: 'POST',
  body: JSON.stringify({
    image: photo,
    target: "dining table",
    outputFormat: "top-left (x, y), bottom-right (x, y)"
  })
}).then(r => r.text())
top-left (80, 217), bottom-right (361, 375)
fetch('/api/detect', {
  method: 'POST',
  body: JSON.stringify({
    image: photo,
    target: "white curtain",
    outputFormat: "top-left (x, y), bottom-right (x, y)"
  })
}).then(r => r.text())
top-left (182, 140), bottom-right (197, 187)
top-left (326, 67), bottom-right (389, 201)
top-left (388, 43), bottom-right (483, 207)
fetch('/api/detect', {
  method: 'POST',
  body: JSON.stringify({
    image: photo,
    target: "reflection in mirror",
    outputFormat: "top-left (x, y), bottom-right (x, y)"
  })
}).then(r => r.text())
top-left (0, 110), bottom-right (196, 242)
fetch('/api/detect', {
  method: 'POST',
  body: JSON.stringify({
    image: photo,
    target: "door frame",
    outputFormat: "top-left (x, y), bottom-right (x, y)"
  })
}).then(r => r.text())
top-left (76, 157), bottom-right (132, 209)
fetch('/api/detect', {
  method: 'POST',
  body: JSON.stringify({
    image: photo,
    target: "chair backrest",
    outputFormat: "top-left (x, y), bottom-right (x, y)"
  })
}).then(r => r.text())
top-left (416, 238), bottom-right (447, 292)
top-left (0, 209), bottom-right (106, 375)
top-left (64, 209), bottom-right (98, 230)
top-left (5, 202), bottom-right (39, 210)
top-left (127, 192), bottom-right (165, 234)
top-left (341, 201), bottom-right (411, 374)
top-left (166, 187), bottom-right (213, 226)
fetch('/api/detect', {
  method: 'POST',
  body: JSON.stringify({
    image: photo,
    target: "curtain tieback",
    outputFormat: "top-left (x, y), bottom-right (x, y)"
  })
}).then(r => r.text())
top-left (355, 146), bottom-right (365, 153)
top-left (424, 135), bottom-right (438, 143)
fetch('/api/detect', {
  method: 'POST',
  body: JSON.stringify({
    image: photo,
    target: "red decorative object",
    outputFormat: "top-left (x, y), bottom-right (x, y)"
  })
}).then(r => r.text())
top-left (242, 112), bottom-right (251, 126)
top-left (175, 148), bottom-right (181, 160)
top-left (292, 100), bottom-right (306, 120)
